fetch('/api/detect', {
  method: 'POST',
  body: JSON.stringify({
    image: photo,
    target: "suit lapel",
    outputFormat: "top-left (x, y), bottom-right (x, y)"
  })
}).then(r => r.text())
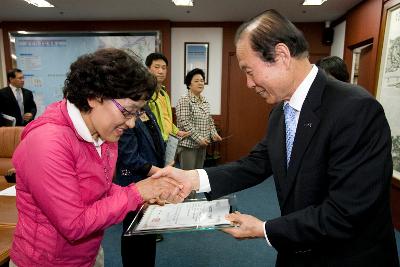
top-left (267, 103), bottom-right (287, 203)
top-left (22, 88), bottom-right (28, 108)
top-left (280, 70), bottom-right (326, 208)
top-left (5, 86), bottom-right (18, 107)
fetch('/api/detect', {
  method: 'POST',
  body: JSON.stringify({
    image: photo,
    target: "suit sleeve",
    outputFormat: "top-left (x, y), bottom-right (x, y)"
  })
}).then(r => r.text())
top-left (265, 97), bottom-right (393, 251)
top-left (25, 89), bottom-right (37, 118)
top-left (205, 133), bottom-right (273, 199)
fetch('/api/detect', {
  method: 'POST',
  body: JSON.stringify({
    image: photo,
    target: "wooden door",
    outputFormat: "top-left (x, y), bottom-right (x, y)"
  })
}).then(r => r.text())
top-left (224, 53), bottom-right (273, 162)
top-left (357, 44), bottom-right (373, 93)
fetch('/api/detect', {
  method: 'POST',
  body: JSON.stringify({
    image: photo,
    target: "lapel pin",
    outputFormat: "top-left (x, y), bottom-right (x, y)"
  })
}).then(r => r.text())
top-left (304, 122), bottom-right (312, 128)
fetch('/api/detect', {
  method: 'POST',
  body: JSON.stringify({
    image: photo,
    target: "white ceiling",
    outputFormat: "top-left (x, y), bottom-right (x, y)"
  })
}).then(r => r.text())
top-left (0, 0), bottom-right (364, 23)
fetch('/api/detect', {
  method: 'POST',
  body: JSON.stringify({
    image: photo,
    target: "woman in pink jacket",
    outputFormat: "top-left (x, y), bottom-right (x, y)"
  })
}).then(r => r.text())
top-left (10, 48), bottom-right (183, 267)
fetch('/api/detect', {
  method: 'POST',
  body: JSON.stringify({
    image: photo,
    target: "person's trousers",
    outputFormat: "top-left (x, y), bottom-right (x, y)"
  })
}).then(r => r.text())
top-left (9, 246), bottom-right (104, 267)
top-left (121, 211), bottom-right (156, 267)
top-left (178, 146), bottom-right (206, 170)
top-left (178, 146), bottom-right (207, 199)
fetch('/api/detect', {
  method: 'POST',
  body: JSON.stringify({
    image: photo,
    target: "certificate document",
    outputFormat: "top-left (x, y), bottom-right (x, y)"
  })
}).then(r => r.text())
top-left (135, 199), bottom-right (231, 231)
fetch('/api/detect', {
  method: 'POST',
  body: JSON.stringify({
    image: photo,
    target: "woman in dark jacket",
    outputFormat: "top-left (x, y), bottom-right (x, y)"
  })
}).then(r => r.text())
top-left (115, 104), bottom-right (165, 267)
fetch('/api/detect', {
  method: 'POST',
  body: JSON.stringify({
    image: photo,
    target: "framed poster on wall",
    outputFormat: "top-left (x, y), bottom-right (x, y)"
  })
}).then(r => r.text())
top-left (184, 42), bottom-right (209, 84)
top-left (376, 0), bottom-right (400, 180)
top-left (9, 31), bottom-right (160, 117)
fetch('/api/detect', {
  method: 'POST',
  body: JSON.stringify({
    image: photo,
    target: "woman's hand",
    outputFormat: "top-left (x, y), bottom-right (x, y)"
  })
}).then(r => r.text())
top-left (150, 166), bottom-right (198, 201)
top-left (177, 130), bottom-right (191, 138)
top-left (212, 134), bottom-right (223, 142)
top-left (135, 176), bottom-right (184, 203)
top-left (198, 138), bottom-right (210, 147)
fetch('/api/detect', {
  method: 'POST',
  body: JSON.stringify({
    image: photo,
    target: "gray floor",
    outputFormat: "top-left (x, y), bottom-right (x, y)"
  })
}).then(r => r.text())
top-left (103, 178), bottom-right (400, 267)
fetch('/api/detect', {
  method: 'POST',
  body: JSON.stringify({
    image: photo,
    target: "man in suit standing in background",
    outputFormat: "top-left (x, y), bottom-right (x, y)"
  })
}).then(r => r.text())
top-left (153, 9), bottom-right (399, 267)
top-left (0, 68), bottom-right (37, 126)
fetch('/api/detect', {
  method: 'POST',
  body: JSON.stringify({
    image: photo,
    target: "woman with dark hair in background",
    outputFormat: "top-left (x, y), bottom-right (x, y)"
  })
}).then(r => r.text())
top-left (176, 68), bottom-right (221, 175)
top-left (9, 48), bottom-right (183, 267)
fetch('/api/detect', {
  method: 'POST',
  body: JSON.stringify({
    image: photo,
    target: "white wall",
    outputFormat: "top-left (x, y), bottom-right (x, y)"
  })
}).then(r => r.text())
top-left (170, 27), bottom-right (223, 115)
top-left (330, 21), bottom-right (346, 58)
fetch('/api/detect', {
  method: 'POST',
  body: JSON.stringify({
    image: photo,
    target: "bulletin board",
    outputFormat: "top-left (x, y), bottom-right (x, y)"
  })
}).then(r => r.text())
top-left (9, 31), bottom-right (160, 116)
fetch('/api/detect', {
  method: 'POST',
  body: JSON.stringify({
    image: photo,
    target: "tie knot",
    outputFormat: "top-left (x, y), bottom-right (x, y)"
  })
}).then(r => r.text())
top-left (284, 103), bottom-right (296, 118)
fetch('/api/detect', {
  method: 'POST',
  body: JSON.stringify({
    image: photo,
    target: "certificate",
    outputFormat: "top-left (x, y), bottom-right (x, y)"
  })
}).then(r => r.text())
top-left (125, 196), bottom-right (236, 235)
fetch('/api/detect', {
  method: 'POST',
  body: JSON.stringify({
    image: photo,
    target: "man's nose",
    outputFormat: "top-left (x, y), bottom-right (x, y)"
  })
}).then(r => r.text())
top-left (247, 78), bottom-right (256, 89)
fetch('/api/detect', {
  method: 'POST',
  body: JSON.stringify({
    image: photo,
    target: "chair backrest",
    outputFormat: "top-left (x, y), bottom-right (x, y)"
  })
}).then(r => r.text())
top-left (1, 114), bottom-right (17, 127)
top-left (0, 127), bottom-right (23, 158)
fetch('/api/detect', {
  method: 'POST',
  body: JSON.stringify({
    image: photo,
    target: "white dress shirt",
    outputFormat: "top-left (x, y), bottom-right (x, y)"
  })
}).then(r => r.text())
top-left (67, 100), bottom-right (104, 156)
top-left (10, 84), bottom-right (24, 104)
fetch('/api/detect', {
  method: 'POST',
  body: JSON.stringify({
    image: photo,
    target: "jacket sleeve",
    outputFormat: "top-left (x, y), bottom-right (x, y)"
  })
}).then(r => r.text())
top-left (15, 130), bottom-right (143, 243)
top-left (176, 96), bottom-right (203, 144)
top-left (205, 132), bottom-right (273, 199)
top-left (25, 89), bottom-right (37, 118)
top-left (118, 126), bottom-right (152, 176)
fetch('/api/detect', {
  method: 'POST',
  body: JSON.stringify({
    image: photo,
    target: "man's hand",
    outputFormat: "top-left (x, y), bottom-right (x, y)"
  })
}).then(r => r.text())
top-left (150, 166), bottom-right (199, 201)
top-left (23, 112), bottom-right (33, 121)
top-left (135, 176), bottom-right (183, 204)
top-left (222, 211), bottom-right (265, 239)
top-left (177, 130), bottom-right (191, 138)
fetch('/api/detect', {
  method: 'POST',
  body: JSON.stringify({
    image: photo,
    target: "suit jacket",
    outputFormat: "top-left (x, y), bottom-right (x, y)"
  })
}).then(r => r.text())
top-left (115, 106), bottom-right (165, 186)
top-left (205, 70), bottom-right (399, 267)
top-left (0, 86), bottom-right (37, 126)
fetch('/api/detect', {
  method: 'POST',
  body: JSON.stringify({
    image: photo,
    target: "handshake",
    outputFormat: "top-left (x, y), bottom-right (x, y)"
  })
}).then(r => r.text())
top-left (134, 166), bottom-right (200, 204)
top-left (132, 166), bottom-right (267, 240)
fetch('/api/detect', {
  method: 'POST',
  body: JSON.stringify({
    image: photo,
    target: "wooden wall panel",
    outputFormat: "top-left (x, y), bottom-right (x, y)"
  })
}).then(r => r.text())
top-left (296, 22), bottom-right (331, 63)
top-left (343, 0), bottom-right (383, 94)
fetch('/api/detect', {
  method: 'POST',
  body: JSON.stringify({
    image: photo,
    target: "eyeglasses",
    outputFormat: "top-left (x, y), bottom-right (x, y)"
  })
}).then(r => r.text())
top-left (111, 99), bottom-right (145, 119)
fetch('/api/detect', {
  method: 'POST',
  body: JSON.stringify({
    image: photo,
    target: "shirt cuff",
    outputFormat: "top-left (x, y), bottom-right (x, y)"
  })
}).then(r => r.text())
top-left (196, 169), bottom-right (211, 193)
top-left (263, 221), bottom-right (272, 246)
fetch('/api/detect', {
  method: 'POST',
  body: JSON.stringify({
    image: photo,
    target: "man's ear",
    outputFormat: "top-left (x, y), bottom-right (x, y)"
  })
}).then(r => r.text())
top-left (274, 43), bottom-right (291, 67)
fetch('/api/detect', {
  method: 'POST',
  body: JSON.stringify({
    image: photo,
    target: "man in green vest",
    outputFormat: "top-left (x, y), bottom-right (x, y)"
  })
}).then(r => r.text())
top-left (146, 53), bottom-right (190, 141)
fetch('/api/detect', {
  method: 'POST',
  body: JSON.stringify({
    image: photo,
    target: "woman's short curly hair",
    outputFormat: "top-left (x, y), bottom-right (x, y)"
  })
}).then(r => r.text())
top-left (184, 68), bottom-right (205, 90)
top-left (63, 48), bottom-right (156, 112)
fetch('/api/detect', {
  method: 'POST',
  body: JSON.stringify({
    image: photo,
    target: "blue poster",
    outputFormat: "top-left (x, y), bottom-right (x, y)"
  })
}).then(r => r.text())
top-left (14, 33), bottom-right (158, 116)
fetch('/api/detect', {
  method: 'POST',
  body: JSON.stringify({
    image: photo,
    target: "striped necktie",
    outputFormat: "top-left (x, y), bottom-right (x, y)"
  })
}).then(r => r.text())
top-left (15, 88), bottom-right (24, 116)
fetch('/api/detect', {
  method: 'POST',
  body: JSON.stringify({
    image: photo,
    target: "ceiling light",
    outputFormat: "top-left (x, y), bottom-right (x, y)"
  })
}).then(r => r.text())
top-left (23, 0), bottom-right (55, 7)
top-left (302, 0), bottom-right (327, 6)
top-left (17, 31), bottom-right (29, 34)
top-left (172, 0), bottom-right (193, 6)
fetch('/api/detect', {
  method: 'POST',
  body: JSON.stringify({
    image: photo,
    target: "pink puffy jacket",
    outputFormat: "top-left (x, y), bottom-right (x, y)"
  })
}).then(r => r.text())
top-left (11, 100), bottom-right (143, 267)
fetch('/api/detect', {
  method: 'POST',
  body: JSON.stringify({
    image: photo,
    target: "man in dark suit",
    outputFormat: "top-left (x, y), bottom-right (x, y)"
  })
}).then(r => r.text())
top-left (0, 68), bottom-right (37, 126)
top-left (153, 9), bottom-right (399, 267)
